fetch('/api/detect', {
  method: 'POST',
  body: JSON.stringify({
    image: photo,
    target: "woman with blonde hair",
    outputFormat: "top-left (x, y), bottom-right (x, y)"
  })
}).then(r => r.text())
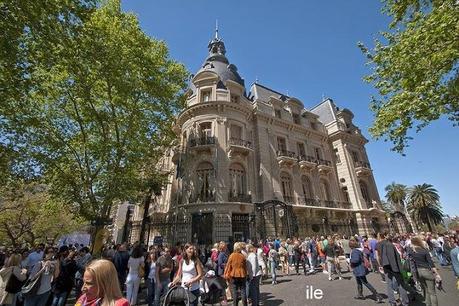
top-left (224, 242), bottom-right (248, 306)
top-left (75, 259), bottom-right (129, 306)
top-left (0, 253), bottom-right (27, 305)
top-left (409, 236), bottom-right (440, 306)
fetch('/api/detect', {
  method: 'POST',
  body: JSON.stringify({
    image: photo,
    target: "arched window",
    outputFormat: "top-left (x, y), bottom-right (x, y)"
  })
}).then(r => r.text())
top-left (280, 172), bottom-right (293, 203)
top-left (301, 176), bottom-right (314, 199)
top-left (196, 162), bottom-right (214, 201)
top-left (359, 181), bottom-right (371, 207)
top-left (319, 179), bottom-right (331, 201)
top-left (229, 163), bottom-right (246, 197)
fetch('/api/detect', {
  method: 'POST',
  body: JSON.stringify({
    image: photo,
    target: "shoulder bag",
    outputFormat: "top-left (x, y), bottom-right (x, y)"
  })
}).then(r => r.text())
top-left (21, 262), bottom-right (43, 297)
top-left (5, 269), bottom-right (25, 294)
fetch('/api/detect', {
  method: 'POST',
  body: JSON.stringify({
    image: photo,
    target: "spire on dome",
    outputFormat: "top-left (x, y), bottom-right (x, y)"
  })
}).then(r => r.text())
top-left (215, 19), bottom-right (219, 39)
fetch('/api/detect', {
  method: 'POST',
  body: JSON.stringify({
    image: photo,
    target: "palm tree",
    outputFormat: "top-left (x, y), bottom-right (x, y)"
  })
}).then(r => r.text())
top-left (407, 184), bottom-right (444, 232)
top-left (385, 182), bottom-right (415, 232)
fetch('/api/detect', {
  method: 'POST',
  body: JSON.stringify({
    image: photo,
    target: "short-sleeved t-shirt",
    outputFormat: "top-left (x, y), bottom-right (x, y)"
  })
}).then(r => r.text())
top-left (156, 255), bottom-right (173, 282)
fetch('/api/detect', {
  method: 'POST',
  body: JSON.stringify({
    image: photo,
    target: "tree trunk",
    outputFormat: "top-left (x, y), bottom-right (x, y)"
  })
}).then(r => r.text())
top-left (139, 187), bottom-right (154, 245)
top-left (426, 213), bottom-right (433, 233)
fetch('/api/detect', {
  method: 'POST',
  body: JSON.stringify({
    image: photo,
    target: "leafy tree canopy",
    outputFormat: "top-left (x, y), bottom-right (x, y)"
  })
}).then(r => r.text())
top-left (360, 0), bottom-right (459, 153)
top-left (0, 0), bottom-right (189, 222)
top-left (0, 181), bottom-right (83, 248)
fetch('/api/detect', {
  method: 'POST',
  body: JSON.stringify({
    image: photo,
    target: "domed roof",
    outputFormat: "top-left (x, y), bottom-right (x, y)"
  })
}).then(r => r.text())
top-left (191, 31), bottom-right (244, 92)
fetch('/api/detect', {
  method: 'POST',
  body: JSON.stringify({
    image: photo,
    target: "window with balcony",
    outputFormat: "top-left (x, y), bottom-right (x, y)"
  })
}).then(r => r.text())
top-left (359, 180), bottom-right (371, 206)
top-left (351, 150), bottom-right (360, 163)
top-left (314, 147), bottom-right (322, 160)
top-left (199, 122), bottom-right (212, 139)
top-left (229, 163), bottom-right (246, 200)
top-left (320, 178), bottom-right (331, 201)
top-left (201, 89), bottom-right (211, 102)
top-left (297, 142), bottom-right (306, 157)
top-left (277, 137), bottom-right (287, 153)
top-left (292, 113), bottom-right (301, 125)
top-left (274, 109), bottom-right (282, 119)
top-left (301, 176), bottom-right (314, 199)
top-left (280, 172), bottom-right (294, 203)
top-left (196, 162), bottom-right (214, 201)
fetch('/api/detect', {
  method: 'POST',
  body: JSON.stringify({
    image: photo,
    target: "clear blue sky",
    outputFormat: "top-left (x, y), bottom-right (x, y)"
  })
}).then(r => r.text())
top-left (121, 0), bottom-right (458, 216)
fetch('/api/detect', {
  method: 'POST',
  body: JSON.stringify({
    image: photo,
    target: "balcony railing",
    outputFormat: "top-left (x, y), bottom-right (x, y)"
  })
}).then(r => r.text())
top-left (229, 137), bottom-right (252, 149)
top-left (299, 197), bottom-right (319, 206)
top-left (340, 201), bottom-right (352, 209)
top-left (324, 200), bottom-right (338, 208)
top-left (317, 159), bottom-right (332, 167)
top-left (298, 155), bottom-right (317, 163)
top-left (228, 193), bottom-right (252, 203)
top-left (189, 136), bottom-right (216, 147)
top-left (354, 161), bottom-right (371, 169)
top-left (277, 150), bottom-right (297, 158)
top-left (190, 192), bottom-right (215, 203)
top-left (283, 195), bottom-right (295, 204)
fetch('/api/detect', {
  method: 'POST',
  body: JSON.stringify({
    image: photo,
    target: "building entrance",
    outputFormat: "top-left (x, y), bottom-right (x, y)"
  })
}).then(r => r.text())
top-left (191, 213), bottom-right (213, 245)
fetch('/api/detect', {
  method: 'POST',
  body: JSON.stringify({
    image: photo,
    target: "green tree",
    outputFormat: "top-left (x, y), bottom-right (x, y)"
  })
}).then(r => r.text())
top-left (359, 0), bottom-right (459, 153)
top-left (0, 0), bottom-right (188, 246)
top-left (0, 182), bottom-right (82, 248)
top-left (384, 182), bottom-right (416, 231)
top-left (407, 183), bottom-right (444, 232)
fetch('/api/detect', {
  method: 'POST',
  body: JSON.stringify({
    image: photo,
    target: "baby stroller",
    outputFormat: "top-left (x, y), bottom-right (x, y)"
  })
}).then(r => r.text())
top-left (200, 270), bottom-right (228, 305)
top-left (162, 285), bottom-right (196, 306)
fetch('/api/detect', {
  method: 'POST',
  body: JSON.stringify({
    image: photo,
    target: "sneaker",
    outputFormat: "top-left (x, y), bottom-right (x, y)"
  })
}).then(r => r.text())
top-left (338, 276), bottom-right (342, 280)
top-left (328, 277), bottom-right (332, 281)
top-left (323, 270), bottom-right (328, 274)
top-left (309, 269), bottom-right (314, 273)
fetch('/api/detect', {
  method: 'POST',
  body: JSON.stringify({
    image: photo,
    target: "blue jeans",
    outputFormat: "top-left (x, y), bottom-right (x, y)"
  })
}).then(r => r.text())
top-left (51, 291), bottom-right (69, 306)
top-left (24, 290), bottom-right (51, 306)
top-left (190, 289), bottom-right (200, 306)
top-left (270, 260), bottom-right (277, 282)
top-left (385, 271), bottom-right (409, 306)
top-left (146, 278), bottom-right (155, 306)
top-left (154, 280), bottom-right (170, 306)
top-left (249, 275), bottom-right (261, 306)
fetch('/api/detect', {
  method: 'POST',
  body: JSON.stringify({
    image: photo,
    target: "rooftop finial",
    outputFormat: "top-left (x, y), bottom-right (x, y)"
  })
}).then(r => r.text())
top-left (215, 20), bottom-right (219, 39)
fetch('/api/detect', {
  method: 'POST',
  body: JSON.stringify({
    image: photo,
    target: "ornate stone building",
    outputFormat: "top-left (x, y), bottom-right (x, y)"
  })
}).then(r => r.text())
top-left (121, 32), bottom-right (388, 246)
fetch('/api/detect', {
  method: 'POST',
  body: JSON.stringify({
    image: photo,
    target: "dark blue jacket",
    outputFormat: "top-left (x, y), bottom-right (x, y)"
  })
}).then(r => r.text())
top-left (217, 251), bottom-right (228, 276)
top-left (350, 249), bottom-right (367, 277)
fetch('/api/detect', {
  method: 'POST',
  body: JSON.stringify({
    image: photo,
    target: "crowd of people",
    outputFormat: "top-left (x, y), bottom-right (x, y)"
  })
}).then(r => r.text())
top-left (0, 230), bottom-right (457, 306)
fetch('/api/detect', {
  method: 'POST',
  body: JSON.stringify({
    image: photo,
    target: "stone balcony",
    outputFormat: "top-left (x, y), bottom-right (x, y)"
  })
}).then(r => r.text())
top-left (298, 155), bottom-right (317, 171)
top-left (276, 150), bottom-right (297, 168)
top-left (283, 195), bottom-right (295, 204)
top-left (228, 137), bottom-right (253, 156)
top-left (189, 192), bottom-right (216, 203)
top-left (323, 200), bottom-right (338, 208)
top-left (298, 197), bottom-right (320, 207)
top-left (188, 136), bottom-right (216, 153)
top-left (317, 159), bottom-right (333, 174)
top-left (228, 193), bottom-right (252, 203)
top-left (354, 160), bottom-right (372, 177)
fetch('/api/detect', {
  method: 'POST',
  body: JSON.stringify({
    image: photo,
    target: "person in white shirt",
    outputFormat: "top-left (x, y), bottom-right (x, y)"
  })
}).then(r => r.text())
top-left (126, 245), bottom-right (145, 305)
top-left (146, 251), bottom-right (158, 306)
top-left (171, 243), bottom-right (204, 306)
top-left (246, 244), bottom-right (262, 306)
